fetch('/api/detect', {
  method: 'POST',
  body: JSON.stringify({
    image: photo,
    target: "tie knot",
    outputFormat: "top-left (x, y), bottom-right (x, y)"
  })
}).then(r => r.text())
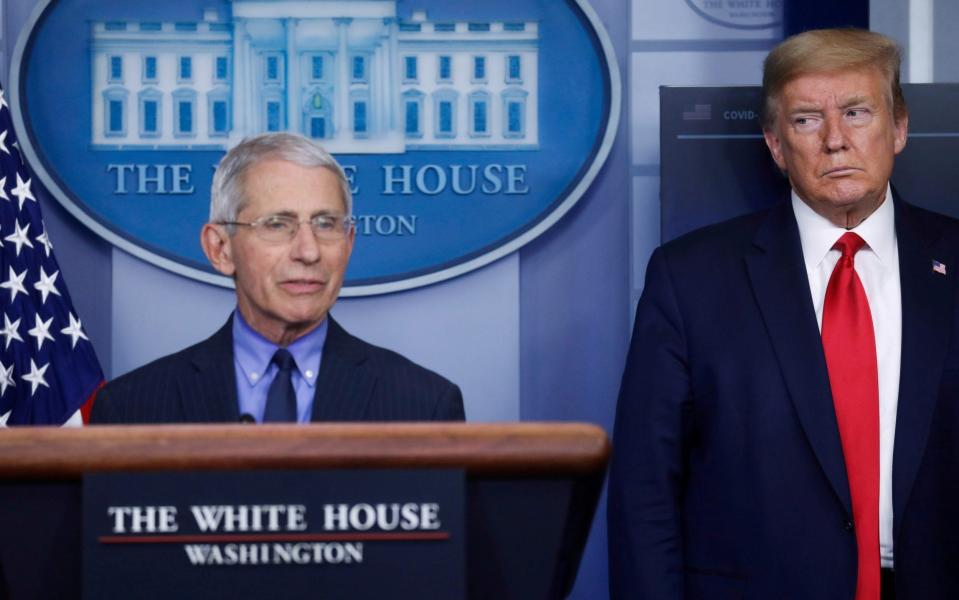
top-left (833, 231), bottom-right (867, 259)
top-left (272, 348), bottom-right (296, 372)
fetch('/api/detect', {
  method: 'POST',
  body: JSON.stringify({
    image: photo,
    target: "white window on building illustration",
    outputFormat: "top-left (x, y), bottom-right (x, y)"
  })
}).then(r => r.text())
top-left (402, 90), bottom-right (424, 138)
top-left (352, 55), bottom-right (367, 82)
top-left (138, 88), bottom-right (162, 138)
top-left (502, 88), bottom-right (528, 139)
top-left (469, 91), bottom-right (490, 137)
top-left (172, 89), bottom-right (197, 137)
top-left (142, 56), bottom-right (158, 83)
top-left (178, 56), bottom-right (192, 82)
top-left (433, 89), bottom-right (458, 138)
top-left (214, 56), bottom-right (229, 82)
top-left (404, 56), bottom-right (418, 82)
top-left (103, 87), bottom-right (128, 137)
top-left (265, 54), bottom-right (283, 83)
top-left (506, 55), bottom-right (522, 83)
top-left (472, 56), bottom-right (486, 82)
top-left (265, 98), bottom-right (283, 132)
top-left (352, 92), bottom-right (370, 138)
top-left (438, 55), bottom-right (452, 82)
top-left (109, 56), bottom-right (123, 83)
top-left (305, 91), bottom-right (331, 139)
top-left (310, 116), bottom-right (325, 138)
top-left (208, 89), bottom-right (230, 137)
top-left (311, 56), bottom-right (324, 81)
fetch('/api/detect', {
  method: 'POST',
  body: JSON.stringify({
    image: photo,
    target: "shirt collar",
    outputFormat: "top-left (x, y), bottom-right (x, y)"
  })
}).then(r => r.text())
top-left (792, 183), bottom-right (896, 273)
top-left (232, 310), bottom-right (328, 388)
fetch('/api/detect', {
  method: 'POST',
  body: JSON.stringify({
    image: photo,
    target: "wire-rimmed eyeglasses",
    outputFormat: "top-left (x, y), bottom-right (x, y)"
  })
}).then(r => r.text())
top-left (219, 214), bottom-right (355, 243)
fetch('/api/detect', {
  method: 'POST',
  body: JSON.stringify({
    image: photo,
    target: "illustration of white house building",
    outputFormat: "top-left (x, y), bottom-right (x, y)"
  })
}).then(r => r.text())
top-left (90, 1), bottom-right (539, 153)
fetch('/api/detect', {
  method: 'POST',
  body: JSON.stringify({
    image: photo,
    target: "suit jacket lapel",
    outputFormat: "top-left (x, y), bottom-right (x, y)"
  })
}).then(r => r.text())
top-left (745, 201), bottom-right (852, 514)
top-left (180, 318), bottom-right (240, 423)
top-left (311, 316), bottom-right (375, 421)
top-left (892, 197), bottom-right (953, 538)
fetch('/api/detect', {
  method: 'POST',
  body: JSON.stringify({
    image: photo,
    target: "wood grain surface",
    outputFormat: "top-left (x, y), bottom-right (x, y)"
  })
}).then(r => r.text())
top-left (0, 423), bottom-right (610, 478)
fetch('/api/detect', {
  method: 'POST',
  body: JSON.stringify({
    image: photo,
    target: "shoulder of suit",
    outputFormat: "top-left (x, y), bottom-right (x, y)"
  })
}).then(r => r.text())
top-left (102, 326), bottom-right (226, 392)
top-left (904, 202), bottom-right (959, 237)
top-left (335, 324), bottom-right (457, 390)
top-left (658, 207), bottom-right (771, 262)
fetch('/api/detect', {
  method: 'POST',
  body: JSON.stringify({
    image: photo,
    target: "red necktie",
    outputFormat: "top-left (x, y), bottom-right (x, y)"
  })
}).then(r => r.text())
top-left (821, 232), bottom-right (880, 600)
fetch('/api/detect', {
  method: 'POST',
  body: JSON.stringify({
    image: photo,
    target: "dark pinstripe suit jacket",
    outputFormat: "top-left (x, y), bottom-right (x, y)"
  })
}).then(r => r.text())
top-left (90, 316), bottom-right (465, 423)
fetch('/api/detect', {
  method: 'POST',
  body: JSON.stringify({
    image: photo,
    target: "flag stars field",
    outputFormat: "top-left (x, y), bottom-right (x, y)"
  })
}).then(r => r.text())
top-left (11, 173), bottom-right (35, 210)
top-left (21, 359), bottom-right (50, 396)
top-left (27, 314), bottom-right (55, 350)
top-left (33, 267), bottom-right (60, 304)
top-left (0, 80), bottom-right (103, 425)
top-left (35, 227), bottom-right (53, 256)
top-left (0, 314), bottom-right (22, 348)
top-left (1, 267), bottom-right (27, 301)
top-left (0, 361), bottom-right (14, 396)
top-left (61, 313), bottom-right (88, 349)
top-left (5, 219), bottom-right (33, 256)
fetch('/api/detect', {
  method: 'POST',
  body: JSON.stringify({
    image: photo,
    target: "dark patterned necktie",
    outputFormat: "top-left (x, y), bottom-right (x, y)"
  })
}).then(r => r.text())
top-left (263, 349), bottom-right (297, 422)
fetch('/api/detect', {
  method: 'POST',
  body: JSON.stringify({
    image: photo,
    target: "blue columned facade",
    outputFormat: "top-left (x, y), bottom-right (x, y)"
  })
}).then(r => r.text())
top-left (90, 1), bottom-right (540, 154)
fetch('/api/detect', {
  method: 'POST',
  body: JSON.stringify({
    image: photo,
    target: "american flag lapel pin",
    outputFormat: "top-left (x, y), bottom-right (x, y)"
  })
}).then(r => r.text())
top-left (932, 260), bottom-right (947, 275)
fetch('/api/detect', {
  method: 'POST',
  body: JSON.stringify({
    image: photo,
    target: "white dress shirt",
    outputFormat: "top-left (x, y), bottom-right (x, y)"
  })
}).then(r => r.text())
top-left (792, 185), bottom-right (901, 569)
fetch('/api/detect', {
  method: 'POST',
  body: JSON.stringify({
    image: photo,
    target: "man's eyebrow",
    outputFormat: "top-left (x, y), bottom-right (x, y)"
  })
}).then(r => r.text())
top-left (839, 95), bottom-right (872, 109)
top-left (262, 210), bottom-right (297, 219)
top-left (787, 103), bottom-right (824, 115)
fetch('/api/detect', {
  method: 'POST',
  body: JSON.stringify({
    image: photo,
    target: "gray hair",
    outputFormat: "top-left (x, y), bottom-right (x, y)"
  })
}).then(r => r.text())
top-left (209, 133), bottom-right (352, 226)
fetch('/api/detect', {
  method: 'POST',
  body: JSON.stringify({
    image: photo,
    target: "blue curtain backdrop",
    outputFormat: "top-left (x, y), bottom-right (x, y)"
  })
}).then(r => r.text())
top-left (784, 0), bottom-right (869, 35)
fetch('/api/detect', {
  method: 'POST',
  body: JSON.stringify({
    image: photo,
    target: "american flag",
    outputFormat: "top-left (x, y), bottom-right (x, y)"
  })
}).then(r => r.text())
top-left (933, 260), bottom-right (947, 276)
top-left (0, 82), bottom-right (103, 426)
top-left (681, 104), bottom-right (712, 121)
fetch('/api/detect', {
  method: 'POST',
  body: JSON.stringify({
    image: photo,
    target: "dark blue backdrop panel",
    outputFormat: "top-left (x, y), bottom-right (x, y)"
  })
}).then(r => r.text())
top-left (784, 0), bottom-right (868, 35)
top-left (660, 83), bottom-right (959, 243)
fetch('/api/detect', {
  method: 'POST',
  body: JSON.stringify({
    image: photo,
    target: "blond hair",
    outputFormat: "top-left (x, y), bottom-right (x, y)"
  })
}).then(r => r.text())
top-left (761, 28), bottom-right (906, 129)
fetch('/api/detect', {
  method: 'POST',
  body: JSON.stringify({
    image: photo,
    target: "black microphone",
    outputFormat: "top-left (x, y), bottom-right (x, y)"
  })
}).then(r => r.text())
top-left (239, 413), bottom-right (256, 424)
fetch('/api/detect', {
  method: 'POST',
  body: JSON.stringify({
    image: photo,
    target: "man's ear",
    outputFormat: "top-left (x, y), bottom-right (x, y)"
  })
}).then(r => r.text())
top-left (200, 223), bottom-right (236, 277)
top-left (763, 127), bottom-right (788, 172)
top-left (345, 224), bottom-right (356, 259)
top-left (893, 111), bottom-right (909, 155)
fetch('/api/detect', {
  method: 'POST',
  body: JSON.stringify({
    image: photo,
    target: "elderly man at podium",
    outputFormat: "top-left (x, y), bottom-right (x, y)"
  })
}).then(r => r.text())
top-left (92, 133), bottom-right (464, 424)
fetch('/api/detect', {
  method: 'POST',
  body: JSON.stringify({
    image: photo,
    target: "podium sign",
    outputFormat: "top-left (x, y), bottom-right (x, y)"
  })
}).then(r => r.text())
top-left (83, 469), bottom-right (465, 599)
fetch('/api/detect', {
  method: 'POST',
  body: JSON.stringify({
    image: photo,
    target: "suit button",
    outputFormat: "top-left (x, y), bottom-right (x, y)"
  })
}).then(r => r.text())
top-left (844, 521), bottom-right (854, 532)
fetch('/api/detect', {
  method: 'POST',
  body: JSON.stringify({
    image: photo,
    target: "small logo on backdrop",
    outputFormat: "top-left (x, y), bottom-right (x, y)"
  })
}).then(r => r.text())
top-left (682, 104), bottom-right (712, 121)
top-left (683, 0), bottom-right (783, 30)
top-left (14, 0), bottom-right (619, 295)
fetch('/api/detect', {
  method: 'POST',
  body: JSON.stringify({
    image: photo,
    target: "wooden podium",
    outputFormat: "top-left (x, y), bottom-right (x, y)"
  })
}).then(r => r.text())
top-left (0, 423), bottom-right (608, 599)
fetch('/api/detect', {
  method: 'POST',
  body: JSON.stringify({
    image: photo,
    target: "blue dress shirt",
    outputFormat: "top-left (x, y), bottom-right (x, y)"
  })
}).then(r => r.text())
top-left (232, 310), bottom-right (327, 423)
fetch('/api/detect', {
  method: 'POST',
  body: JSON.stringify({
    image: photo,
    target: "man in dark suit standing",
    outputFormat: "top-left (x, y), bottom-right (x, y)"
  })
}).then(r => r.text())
top-left (608, 29), bottom-right (958, 599)
top-left (92, 133), bottom-right (464, 424)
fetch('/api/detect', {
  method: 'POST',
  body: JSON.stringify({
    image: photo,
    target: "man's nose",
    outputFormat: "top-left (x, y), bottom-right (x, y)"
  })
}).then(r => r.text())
top-left (289, 222), bottom-right (321, 262)
top-left (822, 113), bottom-right (849, 153)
